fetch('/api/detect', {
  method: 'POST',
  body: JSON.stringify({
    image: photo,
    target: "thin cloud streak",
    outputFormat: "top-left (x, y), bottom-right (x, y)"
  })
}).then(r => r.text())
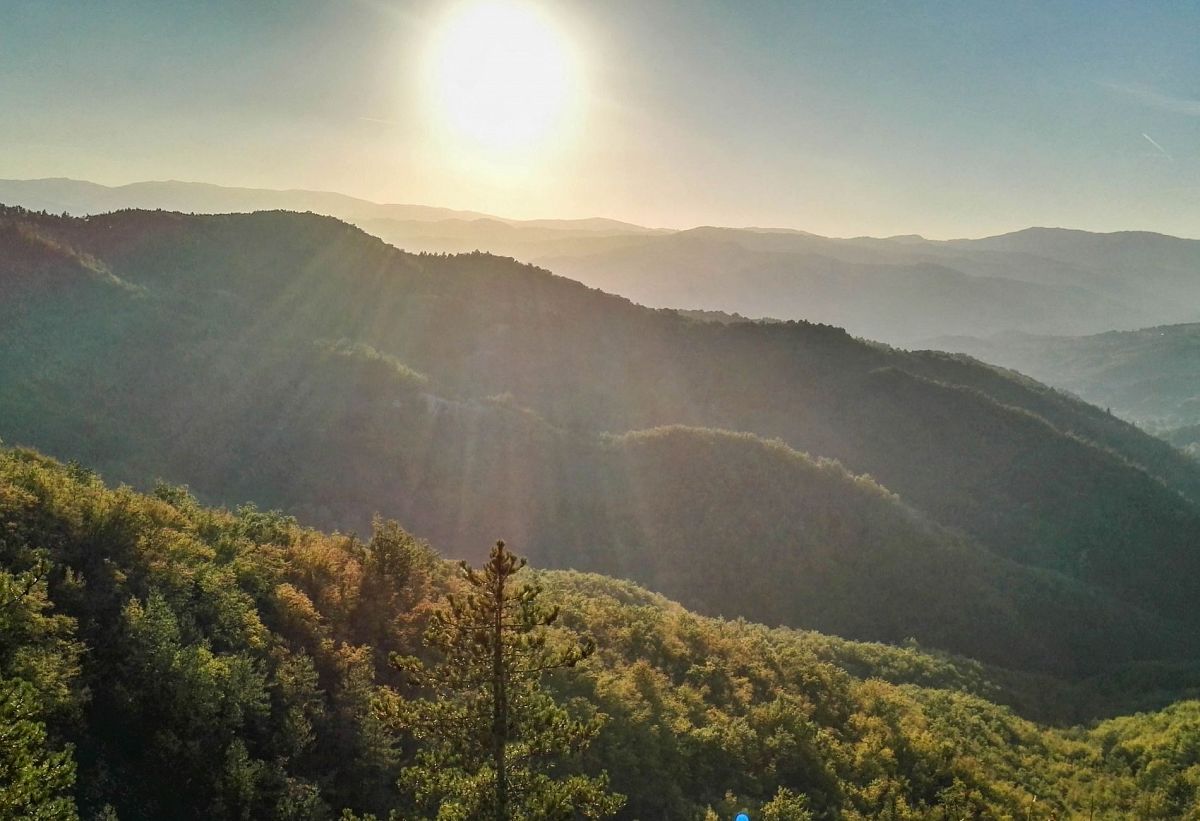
top-left (1107, 81), bottom-right (1200, 116)
top-left (1142, 133), bottom-right (1174, 161)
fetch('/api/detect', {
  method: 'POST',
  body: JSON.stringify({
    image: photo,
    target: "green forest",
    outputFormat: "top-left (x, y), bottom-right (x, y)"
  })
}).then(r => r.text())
top-left (4, 207), bottom-right (1200, 678)
top-left (932, 324), bottom-right (1200, 453)
top-left (5, 2), bottom-right (1200, 817)
top-left (6, 444), bottom-right (1200, 820)
top-left (6, 206), bottom-right (1200, 818)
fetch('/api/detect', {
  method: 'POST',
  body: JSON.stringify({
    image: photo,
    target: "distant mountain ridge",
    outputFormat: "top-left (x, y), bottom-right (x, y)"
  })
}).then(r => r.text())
top-left (4, 177), bottom-right (1196, 344)
top-left (536, 226), bottom-right (1200, 343)
top-left (0, 177), bottom-right (660, 235)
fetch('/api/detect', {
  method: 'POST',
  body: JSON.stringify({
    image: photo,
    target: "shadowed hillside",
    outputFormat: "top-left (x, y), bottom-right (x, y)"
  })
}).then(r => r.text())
top-left (4, 206), bottom-right (1200, 677)
top-left (931, 323), bottom-right (1200, 451)
top-left (7, 179), bottom-right (1199, 347)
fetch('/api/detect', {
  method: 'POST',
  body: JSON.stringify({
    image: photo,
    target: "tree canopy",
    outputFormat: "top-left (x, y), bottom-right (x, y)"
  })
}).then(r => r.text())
top-left (4, 445), bottom-right (1200, 818)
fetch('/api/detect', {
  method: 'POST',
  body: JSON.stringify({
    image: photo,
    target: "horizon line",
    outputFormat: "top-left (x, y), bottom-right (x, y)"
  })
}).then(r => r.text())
top-left (2, 174), bottom-right (1197, 243)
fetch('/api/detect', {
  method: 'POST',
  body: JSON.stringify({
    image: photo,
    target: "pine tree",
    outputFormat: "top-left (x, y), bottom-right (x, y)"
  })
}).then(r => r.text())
top-left (393, 541), bottom-right (623, 820)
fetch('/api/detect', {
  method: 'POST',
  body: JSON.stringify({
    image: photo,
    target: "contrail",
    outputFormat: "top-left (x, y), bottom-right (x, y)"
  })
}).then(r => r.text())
top-left (1142, 133), bottom-right (1173, 161)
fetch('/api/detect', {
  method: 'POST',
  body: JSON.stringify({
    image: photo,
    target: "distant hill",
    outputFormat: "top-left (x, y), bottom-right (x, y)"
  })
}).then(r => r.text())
top-left (930, 323), bottom-right (1200, 448)
top-left (537, 226), bottom-right (1200, 343)
top-left (5, 206), bottom-right (1200, 677)
top-left (534, 229), bottom-right (1138, 342)
top-left (956, 227), bottom-right (1200, 299)
top-left (0, 177), bottom-right (662, 241)
top-left (0, 177), bottom-right (495, 222)
top-left (6, 179), bottom-right (1200, 345)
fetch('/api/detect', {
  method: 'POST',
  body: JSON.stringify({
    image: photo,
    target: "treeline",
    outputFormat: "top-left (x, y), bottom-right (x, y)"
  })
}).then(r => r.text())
top-left (5, 445), bottom-right (1200, 819)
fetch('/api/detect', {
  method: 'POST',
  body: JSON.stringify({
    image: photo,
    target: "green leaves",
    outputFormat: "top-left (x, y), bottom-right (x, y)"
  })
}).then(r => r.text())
top-left (0, 678), bottom-right (77, 821)
top-left (9, 445), bottom-right (1200, 819)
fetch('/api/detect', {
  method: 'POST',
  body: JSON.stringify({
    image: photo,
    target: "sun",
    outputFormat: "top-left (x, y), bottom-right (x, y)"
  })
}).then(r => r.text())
top-left (425, 1), bottom-right (579, 155)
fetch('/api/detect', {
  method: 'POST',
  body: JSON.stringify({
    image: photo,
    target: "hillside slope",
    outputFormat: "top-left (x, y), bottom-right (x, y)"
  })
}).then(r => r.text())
top-left (534, 225), bottom-right (1200, 342)
top-left (931, 323), bottom-right (1200, 440)
top-left (4, 207), bottom-right (1200, 675)
top-left (7, 179), bottom-right (1200, 345)
top-left (536, 230), bottom-right (1138, 343)
top-left (6, 446), bottom-right (1200, 819)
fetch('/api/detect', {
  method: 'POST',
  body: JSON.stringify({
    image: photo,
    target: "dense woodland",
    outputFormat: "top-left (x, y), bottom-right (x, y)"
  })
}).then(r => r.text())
top-left (933, 324), bottom-right (1200, 452)
top-left (6, 445), bottom-right (1200, 819)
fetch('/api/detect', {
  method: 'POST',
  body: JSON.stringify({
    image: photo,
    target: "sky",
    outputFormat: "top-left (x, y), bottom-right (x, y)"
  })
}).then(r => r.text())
top-left (2, 0), bottom-right (1199, 238)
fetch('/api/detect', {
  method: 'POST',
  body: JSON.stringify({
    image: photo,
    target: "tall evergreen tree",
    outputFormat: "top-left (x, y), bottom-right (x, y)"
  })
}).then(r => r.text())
top-left (394, 541), bottom-right (623, 820)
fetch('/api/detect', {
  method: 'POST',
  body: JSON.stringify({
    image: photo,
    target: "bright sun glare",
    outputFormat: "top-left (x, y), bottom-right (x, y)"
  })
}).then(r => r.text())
top-left (426, 1), bottom-right (578, 155)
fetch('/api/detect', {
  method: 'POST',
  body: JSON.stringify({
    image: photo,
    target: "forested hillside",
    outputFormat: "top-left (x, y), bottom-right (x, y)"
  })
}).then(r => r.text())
top-left (932, 323), bottom-right (1200, 450)
top-left (7, 445), bottom-right (1200, 820)
top-left (8, 179), bottom-right (1200, 346)
top-left (4, 206), bottom-right (1200, 678)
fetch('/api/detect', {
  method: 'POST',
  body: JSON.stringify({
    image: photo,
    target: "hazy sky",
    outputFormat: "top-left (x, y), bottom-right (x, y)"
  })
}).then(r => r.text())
top-left (2, 0), bottom-right (1199, 237)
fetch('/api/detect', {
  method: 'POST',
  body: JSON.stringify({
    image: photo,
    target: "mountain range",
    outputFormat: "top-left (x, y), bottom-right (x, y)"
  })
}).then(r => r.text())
top-left (537, 226), bottom-right (1200, 343)
top-left (5, 178), bottom-right (1199, 345)
top-left (5, 204), bottom-right (1200, 681)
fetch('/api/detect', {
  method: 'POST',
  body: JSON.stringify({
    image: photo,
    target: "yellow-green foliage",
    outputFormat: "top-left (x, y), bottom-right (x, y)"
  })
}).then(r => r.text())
top-left (4, 444), bottom-right (1200, 820)
top-left (542, 570), bottom-right (1200, 819)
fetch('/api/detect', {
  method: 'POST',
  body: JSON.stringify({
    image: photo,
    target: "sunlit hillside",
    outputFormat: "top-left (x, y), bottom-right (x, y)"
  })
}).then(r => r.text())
top-left (8, 444), bottom-right (1200, 819)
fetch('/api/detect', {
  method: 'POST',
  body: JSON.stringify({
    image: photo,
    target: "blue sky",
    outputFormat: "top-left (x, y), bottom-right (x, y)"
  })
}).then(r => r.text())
top-left (2, 0), bottom-right (1198, 236)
